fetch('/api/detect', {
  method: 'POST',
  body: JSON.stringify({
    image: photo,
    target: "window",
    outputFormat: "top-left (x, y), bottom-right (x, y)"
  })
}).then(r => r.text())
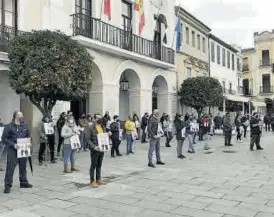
top-left (232, 54), bottom-right (235, 70)
top-left (192, 31), bottom-right (195, 47)
top-left (229, 83), bottom-right (232, 91)
top-left (75, 0), bottom-right (92, 32)
top-left (217, 45), bottom-right (221, 64)
top-left (227, 51), bottom-right (230, 69)
top-left (202, 37), bottom-right (206, 52)
top-left (197, 34), bottom-right (201, 50)
top-left (122, 0), bottom-right (132, 31)
top-left (186, 67), bottom-right (191, 78)
top-left (186, 27), bottom-right (189, 44)
top-left (0, 0), bottom-right (18, 27)
top-left (211, 42), bottom-right (215, 62)
top-left (222, 48), bottom-right (226, 66)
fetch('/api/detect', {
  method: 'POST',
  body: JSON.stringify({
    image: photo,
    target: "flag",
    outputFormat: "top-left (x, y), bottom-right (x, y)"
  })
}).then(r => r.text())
top-left (104, 0), bottom-right (111, 20)
top-left (175, 18), bottom-right (182, 51)
top-left (157, 14), bottom-right (168, 44)
top-left (135, 0), bottom-right (145, 35)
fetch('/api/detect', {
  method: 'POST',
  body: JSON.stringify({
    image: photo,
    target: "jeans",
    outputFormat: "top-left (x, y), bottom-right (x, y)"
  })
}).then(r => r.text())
top-left (4, 149), bottom-right (28, 187)
top-left (126, 134), bottom-right (133, 153)
top-left (165, 132), bottom-right (173, 146)
top-left (148, 138), bottom-right (161, 164)
top-left (39, 140), bottom-right (55, 162)
top-left (90, 150), bottom-right (104, 182)
top-left (79, 133), bottom-right (85, 150)
top-left (111, 138), bottom-right (121, 156)
top-left (187, 134), bottom-right (194, 151)
top-left (236, 127), bottom-right (242, 141)
top-left (224, 130), bottom-right (232, 145)
top-left (177, 139), bottom-right (185, 156)
top-left (250, 134), bottom-right (261, 149)
top-left (0, 143), bottom-right (5, 161)
top-left (63, 144), bottom-right (76, 167)
top-left (265, 123), bottom-right (271, 132)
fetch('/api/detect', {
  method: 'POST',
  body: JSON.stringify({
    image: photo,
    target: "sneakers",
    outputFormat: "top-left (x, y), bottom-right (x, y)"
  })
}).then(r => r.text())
top-left (148, 163), bottom-right (155, 168)
top-left (20, 183), bottom-right (33, 188)
top-left (156, 161), bottom-right (165, 165)
top-left (97, 180), bottom-right (105, 186)
top-left (90, 181), bottom-right (98, 188)
top-left (257, 146), bottom-right (264, 150)
top-left (71, 166), bottom-right (79, 172)
top-left (63, 167), bottom-right (72, 173)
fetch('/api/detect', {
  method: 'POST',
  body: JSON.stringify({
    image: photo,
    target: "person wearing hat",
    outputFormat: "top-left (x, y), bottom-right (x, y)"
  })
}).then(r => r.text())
top-left (2, 111), bottom-right (33, 194)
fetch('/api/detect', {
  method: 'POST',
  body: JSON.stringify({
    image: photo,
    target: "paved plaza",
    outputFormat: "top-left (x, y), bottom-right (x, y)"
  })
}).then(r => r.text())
top-left (0, 132), bottom-right (274, 217)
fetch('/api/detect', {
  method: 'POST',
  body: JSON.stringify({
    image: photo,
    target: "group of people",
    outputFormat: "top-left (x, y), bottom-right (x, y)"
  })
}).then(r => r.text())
top-left (0, 108), bottom-right (267, 194)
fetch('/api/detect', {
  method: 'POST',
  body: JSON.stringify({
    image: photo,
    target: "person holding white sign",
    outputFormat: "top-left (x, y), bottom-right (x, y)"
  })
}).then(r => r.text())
top-left (38, 115), bottom-right (56, 165)
top-left (184, 115), bottom-right (197, 153)
top-left (2, 111), bottom-right (33, 194)
top-left (110, 115), bottom-right (122, 157)
top-left (147, 109), bottom-right (165, 168)
top-left (0, 117), bottom-right (5, 171)
top-left (85, 113), bottom-right (111, 188)
top-left (61, 116), bottom-right (80, 173)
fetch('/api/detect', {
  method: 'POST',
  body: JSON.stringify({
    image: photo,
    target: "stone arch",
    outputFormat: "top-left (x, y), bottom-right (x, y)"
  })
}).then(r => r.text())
top-left (149, 68), bottom-right (171, 93)
top-left (114, 60), bottom-right (145, 89)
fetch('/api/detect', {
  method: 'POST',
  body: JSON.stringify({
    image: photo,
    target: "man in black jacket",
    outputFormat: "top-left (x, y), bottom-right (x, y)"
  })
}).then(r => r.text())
top-left (141, 112), bottom-right (149, 143)
top-left (148, 109), bottom-right (165, 168)
top-left (250, 113), bottom-right (263, 151)
top-left (2, 111), bottom-right (33, 194)
top-left (110, 115), bottom-right (122, 157)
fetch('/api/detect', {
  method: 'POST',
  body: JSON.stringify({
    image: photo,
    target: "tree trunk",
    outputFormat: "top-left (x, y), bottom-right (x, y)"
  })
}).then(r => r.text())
top-left (29, 97), bottom-right (57, 116)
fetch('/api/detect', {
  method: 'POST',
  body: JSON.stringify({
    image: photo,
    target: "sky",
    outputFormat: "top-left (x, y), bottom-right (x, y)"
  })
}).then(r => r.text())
top-left (177, 0), bottom-right (274, 49)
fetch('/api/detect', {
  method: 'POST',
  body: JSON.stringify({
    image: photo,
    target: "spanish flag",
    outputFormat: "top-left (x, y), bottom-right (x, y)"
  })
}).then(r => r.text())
top-left (104, 0), bottom-right (111, 20)
top-left (135, 0), bottom-right (145, 35)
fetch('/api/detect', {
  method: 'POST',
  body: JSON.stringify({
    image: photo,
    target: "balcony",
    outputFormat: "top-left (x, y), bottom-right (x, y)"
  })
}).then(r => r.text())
top-left (243, 88), bottom-right (252, 96)
top-left (242, 64), bottom-right (249, 72)
top-left (71, 13), bottom-right (175, 65)
top-left (237, 86), bottom-right (244, 95)
top-left (224, 88), bottom-right (236, 95)
top-left (260, 59), bottom-right (272, 67)
top-left (260, 86), bottom-right (274, 94)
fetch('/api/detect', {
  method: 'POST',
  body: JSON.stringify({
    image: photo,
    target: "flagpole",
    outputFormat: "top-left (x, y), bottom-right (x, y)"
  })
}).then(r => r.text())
top-left (100, 0), bottom-right (104, 20)
top-left (171, 5), bottom-right (181, 49)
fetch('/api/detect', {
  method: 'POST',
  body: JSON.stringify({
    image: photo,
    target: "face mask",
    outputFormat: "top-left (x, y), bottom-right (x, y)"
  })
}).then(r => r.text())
top-left (96, 119), bottom-right (102, 124)
top-left (116, 119), bottom-right (120, 122)
top-left (19, 117), bottom-right (24, 124)
top-left (155, 113), bottom-right (160, 118)
top-left (81, 116), bottom-right (86, 119)
top-left (68, 119), bottom-right (74, 124)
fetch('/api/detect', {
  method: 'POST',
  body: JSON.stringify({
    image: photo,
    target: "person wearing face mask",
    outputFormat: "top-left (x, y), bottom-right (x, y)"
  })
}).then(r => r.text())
top-left (110, 115), bottom-right (122, 157)
top-left (174, 113), bottom-right (186, 159)
top-left (38, 114), bottom-right (56, 165)
top-left (85, 113), bottom-right (111, 188)
top-left (2, 111), bottom-right (32, 194)
top-left (250, 112), bottom-right (264, 151)
top-left (125, 115), bottom-right (136, 154)
top-left (61, 116), bottom-right (80, 173)
top-left (57, 112), bottom-right (67, 156)
top-left (141, 113), bottom-right (149, 143)
top-left (185, 115), bottom-right (197, 153)
top-left (147, 109), bottom-right (165, 168)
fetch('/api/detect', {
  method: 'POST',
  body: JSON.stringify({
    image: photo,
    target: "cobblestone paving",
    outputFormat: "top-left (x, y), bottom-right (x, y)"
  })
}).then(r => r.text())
top-left (1, 132), bottom-right (274, 217)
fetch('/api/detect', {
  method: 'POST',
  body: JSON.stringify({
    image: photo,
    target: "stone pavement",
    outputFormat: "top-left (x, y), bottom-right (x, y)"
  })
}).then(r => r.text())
top-left (1, 132), bottom-right (274, 217)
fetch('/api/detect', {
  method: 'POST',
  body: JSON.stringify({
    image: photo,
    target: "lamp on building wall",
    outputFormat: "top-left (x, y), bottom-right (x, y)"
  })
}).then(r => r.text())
top-left (120, 72), bottom-right (129, 91)
top-left (153, 85), bottom-right (159, 94)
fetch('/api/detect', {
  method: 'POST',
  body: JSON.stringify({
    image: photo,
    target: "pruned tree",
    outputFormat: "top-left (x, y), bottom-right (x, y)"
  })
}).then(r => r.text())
top-left (8, 30), bottom-right (93, 115)
top-left (178, 76), bottom-right (223, 117)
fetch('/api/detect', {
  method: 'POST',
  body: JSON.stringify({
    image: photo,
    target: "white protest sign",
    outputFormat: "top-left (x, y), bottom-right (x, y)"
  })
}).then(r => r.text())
top-left (70, 135), bottom-right (81, 150)
top-left (157, 123), bottom-right (164, 137)
top-left (44, 123), bottom-right (54, 135)
top-left (132, 130), bottom-right (138, 140)
top-left (0, 127), bottom-right (4, 142)
top-left (17, 138), bottom-right (31, 158)
top-left (119, 129), bottom-right (123, 141)
top-left (97, 133), bottom-right (110, 152)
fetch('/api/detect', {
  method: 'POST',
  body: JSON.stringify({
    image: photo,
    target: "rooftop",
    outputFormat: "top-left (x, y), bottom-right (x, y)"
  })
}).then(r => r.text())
top-left (208, 34), bottom-right (238, 53)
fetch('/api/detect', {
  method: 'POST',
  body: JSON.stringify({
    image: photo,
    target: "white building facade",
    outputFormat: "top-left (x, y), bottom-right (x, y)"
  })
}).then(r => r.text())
top-left (208, 34), bottom-right (249, 116)
top-left (0, 0), bottom-right (177, 126)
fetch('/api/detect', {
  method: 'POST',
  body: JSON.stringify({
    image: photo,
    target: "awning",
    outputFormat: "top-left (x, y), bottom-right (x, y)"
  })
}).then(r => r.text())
top-left (224, 94), bottom-right (249, 103)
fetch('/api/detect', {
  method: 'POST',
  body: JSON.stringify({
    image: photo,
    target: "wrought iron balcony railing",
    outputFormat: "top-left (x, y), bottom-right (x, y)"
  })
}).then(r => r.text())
top-left (237, 86), bottom-right (244, 94)
top-left (71, 13), bottom-right (175, 64)
top-left (260, 59), bottom-right (272, 67)
top-left (242, 64), bottom-right (249, 72)
top-left (260, 86), bottom-right (273, 94)
top-left (243, 88), bottom-right (252, 96)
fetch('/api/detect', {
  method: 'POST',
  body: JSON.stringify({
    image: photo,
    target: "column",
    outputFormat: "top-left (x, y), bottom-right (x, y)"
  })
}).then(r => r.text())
top-left (88, 84), bottom-right (104, 115)
top-left (140, 89), bottom-right (152, 115)
top-left (103, 83), bottom-right (119, 116)
top-left (242, 102), bottom-right (245, 113)
top-left (128, 89), bottom-right (141, 117)
top-left (223, 98), bottom-right (226, 114)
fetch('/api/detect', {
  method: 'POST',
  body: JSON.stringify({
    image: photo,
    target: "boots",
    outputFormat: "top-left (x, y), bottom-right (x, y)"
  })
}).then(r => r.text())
top-left (63, 167), bottom-right (72, 173)
top-left (97, 180), bottom-right (105, 186)
top-left (90, 181), bottom-right (98, 188)
top-left (111, 150), bottom-right (115, 158)
top-left (71, 165), bottom-right (79, 171)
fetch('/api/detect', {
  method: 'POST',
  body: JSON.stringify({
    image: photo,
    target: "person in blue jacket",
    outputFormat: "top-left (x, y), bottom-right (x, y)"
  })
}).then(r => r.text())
top-left (2, 111), bottom-right (33, 194)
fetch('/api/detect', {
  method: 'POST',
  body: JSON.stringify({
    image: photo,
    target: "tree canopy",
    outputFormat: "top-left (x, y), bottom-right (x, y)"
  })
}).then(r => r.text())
top-left (178, 76), bottom-right (223, 116)
top-left (8, 30), bottom-right (93, 115)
